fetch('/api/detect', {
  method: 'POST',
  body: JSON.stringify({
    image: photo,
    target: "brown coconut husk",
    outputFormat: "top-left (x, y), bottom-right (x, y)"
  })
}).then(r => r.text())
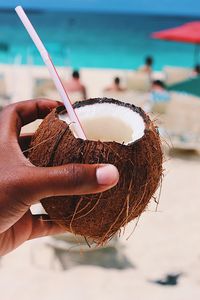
top-left (28, 98), bottom-right (163, 245)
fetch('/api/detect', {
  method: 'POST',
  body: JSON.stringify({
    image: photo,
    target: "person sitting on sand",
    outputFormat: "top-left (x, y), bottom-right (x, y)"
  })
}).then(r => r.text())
top-left (138, 56), bottom-right (154, 75)
top-left (0, 99), bottom-right (119, 256)
top-left (150, 80), bottom-right (170, 102)
top-left (144, 80), bottom-right (170, 112)
top-left (64, 70), bottom-right (87, 99)
top-left (104, 77), bottom-right (126, 92)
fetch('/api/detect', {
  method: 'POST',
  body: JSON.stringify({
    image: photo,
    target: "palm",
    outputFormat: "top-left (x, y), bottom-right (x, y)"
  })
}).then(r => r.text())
top-left (0, 100), bottom-right (65, 256)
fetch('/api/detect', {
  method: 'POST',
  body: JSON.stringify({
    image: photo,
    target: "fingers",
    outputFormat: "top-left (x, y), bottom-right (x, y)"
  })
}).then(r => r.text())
top-left (24, 163), bottom-right (119, 204)
top-left (28, 214), bottom-right (66, 240)
top-left (0, 99), bottom-right (60, 144)
top-left (4, 164), bottom-right (119, 228)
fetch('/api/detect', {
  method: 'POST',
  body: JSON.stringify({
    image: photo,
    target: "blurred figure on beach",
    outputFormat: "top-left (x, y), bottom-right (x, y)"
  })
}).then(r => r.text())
top-left (104, 77), bottom-right (126, 92)
top-left (150, 80), bottom-right (170, 102)
top-left (138, 56), bottom-right (154, 75)
top-left (64, 70), bottom-right (87, 99)
top-left (145, 80), bottom-right (170, 112)
top-left (191, 64), bottom-right (200, 77)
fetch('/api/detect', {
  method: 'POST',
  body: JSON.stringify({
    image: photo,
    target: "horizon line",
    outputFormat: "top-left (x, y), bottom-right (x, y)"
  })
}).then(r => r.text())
top-left (0, 6), bottom-right (199, 18)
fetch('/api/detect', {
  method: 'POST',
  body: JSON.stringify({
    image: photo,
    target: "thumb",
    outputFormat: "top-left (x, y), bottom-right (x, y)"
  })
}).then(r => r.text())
top-left (26, 163), bottom-right (119, 203)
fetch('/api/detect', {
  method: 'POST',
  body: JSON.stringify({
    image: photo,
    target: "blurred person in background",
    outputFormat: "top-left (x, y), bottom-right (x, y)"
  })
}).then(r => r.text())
top-left (144, 79), bottom-right (170, 112)
top-left (191, 64), bottom-right (200, 77)
top-left (138, 56), bottom-right (154, 75)
top-left (64, 70), bottom-right (87, 99)
top-left (150, 80), bottom-right (170, 102)
top-left (104, 77), bottom-right (126, 92)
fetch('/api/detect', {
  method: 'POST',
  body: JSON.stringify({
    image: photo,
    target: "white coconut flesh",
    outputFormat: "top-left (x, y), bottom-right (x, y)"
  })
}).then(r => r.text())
top-left (59, 102), bottom-right (145, 145)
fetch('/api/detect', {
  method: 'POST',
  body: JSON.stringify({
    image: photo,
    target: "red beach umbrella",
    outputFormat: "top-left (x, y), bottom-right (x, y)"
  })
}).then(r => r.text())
top-left (152, 21), bottom-right (200, 64)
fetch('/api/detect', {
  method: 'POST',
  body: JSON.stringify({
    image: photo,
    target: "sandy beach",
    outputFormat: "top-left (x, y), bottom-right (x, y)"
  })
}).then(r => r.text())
top-left (1, 153), bottom-right (200, 300)
top-left (0, 62), bottom-right (200, 299)
top-left (0, 63), bottom-right (131, 101)
top-left (0, 1), bottom-right (200, 298)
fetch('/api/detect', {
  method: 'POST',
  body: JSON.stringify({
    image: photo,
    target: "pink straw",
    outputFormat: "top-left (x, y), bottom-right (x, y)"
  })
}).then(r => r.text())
top-left (15, 6), bottom-right (86, 140)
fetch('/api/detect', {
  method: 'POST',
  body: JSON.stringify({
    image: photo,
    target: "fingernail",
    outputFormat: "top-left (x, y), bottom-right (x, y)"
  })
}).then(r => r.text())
top-left (96, 165), bottom-right (119, 186)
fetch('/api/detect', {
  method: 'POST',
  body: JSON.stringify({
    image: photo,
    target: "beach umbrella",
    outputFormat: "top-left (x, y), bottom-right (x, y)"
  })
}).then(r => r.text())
top-left (152, 21), bottom-right (200, 64)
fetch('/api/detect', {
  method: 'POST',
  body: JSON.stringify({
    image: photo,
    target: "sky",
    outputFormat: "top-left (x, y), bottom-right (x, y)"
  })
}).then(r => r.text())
top-left (0, 0), bottom-right (200, 16)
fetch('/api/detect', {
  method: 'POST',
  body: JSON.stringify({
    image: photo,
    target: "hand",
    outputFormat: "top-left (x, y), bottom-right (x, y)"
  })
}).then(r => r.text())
top-left (0, 99), bottom-right (119, 256)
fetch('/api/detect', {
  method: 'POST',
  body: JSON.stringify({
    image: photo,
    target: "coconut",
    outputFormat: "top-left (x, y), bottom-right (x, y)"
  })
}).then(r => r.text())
top-left (28, 98), bottom-right (163, 244)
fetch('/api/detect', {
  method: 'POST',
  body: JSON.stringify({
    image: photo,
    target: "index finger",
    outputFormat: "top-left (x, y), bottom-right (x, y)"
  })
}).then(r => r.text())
top-left (0, 99), bottom-right (61, 142)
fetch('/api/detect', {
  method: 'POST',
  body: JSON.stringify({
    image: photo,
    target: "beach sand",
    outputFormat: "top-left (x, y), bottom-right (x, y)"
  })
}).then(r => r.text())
top-left (0, 155), bottom-right (200, 300)
top-left (0, 63), bottom-right (131, 102)
top-left (0, 63), bottom-right (200, 299)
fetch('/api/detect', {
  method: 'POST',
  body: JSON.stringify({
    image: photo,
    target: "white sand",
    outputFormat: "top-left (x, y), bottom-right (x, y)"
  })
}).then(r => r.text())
top-left (0, 63), bottom-right (131, 101)
top-left (0, 64), bottom-right (200, 299)
top-left (1, 156), bottom-right (200, 300)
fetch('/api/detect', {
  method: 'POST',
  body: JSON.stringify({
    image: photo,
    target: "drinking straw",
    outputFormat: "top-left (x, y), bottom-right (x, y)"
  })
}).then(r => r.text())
top-left (15, 6), bottom-right (86, 140)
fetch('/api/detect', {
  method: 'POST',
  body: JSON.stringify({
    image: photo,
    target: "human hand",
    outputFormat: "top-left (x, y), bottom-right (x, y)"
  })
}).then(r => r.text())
top-left (0, 99), bottom-right (119, 256)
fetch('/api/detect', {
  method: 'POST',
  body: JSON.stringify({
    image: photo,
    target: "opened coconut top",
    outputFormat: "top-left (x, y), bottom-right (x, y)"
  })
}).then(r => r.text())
top-left (59, 98), bottom-right (147, 145)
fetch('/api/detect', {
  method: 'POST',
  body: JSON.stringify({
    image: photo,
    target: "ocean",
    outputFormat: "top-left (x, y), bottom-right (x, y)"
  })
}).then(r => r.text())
top-left (0, 10), bottom-right (198, 70)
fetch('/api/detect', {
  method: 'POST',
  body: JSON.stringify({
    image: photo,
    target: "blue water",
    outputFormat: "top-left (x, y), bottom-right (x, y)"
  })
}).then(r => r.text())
top-left (0, 10), bottom-right (198, 70)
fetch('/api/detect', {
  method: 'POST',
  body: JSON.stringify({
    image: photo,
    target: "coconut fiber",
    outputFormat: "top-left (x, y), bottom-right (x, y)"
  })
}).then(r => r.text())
top-left (28, 98), bottom-right (163, 244)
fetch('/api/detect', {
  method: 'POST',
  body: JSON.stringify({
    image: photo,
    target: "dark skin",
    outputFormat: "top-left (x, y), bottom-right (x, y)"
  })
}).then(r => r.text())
top-left (0, 99), bottom-right (119, 256)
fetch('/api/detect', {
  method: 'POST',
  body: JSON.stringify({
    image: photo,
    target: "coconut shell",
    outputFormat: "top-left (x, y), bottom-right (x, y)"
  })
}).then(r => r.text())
top-left (28, 98), bottom-right (163, 244)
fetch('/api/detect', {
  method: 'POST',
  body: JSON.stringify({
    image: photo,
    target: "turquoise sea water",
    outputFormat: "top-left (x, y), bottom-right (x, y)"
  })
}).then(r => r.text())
top-left (0, 10), bottom-right (198, 70)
